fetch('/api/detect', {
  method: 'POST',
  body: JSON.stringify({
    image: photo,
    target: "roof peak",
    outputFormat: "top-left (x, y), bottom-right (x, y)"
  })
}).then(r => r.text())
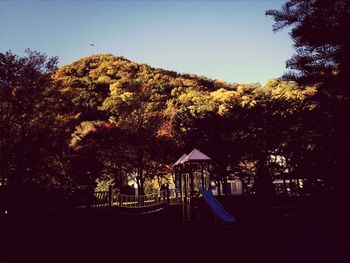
top-left (185, 148), bottom-right (211, 162)
top-left (174, 153), bottom-right (188, 166)
top-left (174, 148), bottom-right (211, 166)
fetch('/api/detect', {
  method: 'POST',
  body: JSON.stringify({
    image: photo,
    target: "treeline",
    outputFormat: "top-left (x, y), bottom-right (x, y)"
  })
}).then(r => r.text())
top-left (0, 51), bottom-right (319, 198)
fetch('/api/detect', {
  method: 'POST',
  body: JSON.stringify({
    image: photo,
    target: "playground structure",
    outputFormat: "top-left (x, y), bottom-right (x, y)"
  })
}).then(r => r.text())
top-left (174, 149), bottom-right (211, 221)
top-left (174, 148), bottom-right (236, 224)
top-left (86, 148), bottom-right (236, 224)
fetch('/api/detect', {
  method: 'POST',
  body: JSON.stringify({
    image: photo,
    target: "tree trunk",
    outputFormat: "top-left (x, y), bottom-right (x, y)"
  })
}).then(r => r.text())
top-left (223, 177), bottom-right (228, 195)
top-left (241, 177), bottom-right (246, 195)
top-left (255, 158), bottom-right (274, 202)
top-left (138, 169), bottom-right (144, 196)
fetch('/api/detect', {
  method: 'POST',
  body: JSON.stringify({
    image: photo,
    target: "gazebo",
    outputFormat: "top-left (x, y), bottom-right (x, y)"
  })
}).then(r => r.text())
top-left (174, 148), bottom-right (211, 194)
top-left (173, 148), bottom-right (212, 221)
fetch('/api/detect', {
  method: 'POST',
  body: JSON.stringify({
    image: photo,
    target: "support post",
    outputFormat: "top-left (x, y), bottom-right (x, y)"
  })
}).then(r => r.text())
top-left (201, 164), bottom-right (205, 190)
top-left (166, 183), bottom-right (170, 204)
top-left (189, 163), bottom-right (194, 196)
top-left (283, 178), bottom-right (287, 196)
top-left (296, 179), bottom-right (301, 196)
top-left (108, 185), bottom-right (112, 207)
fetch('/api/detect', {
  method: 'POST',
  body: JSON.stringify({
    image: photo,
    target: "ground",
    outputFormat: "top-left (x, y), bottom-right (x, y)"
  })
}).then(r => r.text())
top-left (0, 196), bottom-right (348, 263)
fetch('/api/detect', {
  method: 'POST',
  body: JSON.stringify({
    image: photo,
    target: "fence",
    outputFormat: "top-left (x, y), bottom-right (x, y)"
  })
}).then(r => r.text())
top-left (92, 191), bottom-right (111, 208)
top-left (115, 191), bottom-right (167, 208)
top-left (91, 189), bottom-right (169, 208)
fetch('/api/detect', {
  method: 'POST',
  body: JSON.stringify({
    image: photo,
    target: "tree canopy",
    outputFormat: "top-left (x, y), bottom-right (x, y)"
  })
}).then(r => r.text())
top-left (0, 50), bottom-right (61, 186)
top-left (0, 50), bottom-right (321, 198)
top-left (266, 0), bottom-right (350, 86)
top-left (266, 0), bottom-right (350, 196)
top-left (49, 54), bottom-right (317, 196)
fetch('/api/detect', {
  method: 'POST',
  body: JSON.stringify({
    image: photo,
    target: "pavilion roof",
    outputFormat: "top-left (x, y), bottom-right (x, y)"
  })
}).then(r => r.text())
top-left (174, 154), bottom-right (188, 166)
top-left (174, 149), bottom-right (211, 167)
top-left (184, 148), bottom-right (211, 163)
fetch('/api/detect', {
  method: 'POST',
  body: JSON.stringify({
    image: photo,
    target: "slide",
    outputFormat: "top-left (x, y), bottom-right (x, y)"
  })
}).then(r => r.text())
top-left (201, 190), bottom-right (236, 224)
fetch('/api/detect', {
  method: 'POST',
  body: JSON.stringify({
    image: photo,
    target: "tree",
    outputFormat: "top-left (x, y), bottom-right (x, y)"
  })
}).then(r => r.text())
top-left (0, 49), bottom-right (60, 186)
top-left (266, 0), bottom-right (350, 195)
top-left (98, 79), bottom-right (175, 194)
top-left (266, 0), bottom-right (350, 86)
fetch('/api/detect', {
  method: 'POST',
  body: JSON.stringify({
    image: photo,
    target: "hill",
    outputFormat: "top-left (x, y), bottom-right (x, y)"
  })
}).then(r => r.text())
top-left (52, 54), bottom-right (315, 193)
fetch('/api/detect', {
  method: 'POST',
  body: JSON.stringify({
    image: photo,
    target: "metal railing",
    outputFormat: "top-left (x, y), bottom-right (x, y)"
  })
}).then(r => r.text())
top-left (90, 189), bottom-right (182, 208)
top-left (92, 191), bottom-right (110, 208)
top-left (114, 190), bottom-right (167, 208)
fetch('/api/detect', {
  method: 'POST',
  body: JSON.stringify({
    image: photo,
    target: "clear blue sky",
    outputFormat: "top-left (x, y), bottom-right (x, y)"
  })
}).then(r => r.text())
top-left (0, 0), bottom-right (293, 84)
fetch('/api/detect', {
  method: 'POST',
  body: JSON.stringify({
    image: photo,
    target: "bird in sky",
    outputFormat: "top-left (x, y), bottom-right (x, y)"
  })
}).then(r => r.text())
top-left (90, 44), bottom-right (95, 47)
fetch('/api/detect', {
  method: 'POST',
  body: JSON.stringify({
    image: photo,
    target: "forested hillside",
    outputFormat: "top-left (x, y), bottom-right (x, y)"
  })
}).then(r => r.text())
top-left (53, 54), bottom-right (317, 195)
top-left (1, 52), bottom-right (318, 196)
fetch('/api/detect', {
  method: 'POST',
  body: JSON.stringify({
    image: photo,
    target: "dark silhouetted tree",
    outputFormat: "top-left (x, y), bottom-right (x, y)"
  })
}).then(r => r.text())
top-left (267, 0), bottom-right (350, 196)
top-left (0, 49), bottom-right (60, 186)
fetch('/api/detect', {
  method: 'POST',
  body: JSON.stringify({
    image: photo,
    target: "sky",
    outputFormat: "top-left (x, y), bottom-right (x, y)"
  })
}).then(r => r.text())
top-left (0, 0), bottom-right (294, 85)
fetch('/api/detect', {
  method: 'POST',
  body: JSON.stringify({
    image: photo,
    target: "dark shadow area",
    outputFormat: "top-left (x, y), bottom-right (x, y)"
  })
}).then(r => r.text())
top-left (1, 195), bottom-right (348, 263)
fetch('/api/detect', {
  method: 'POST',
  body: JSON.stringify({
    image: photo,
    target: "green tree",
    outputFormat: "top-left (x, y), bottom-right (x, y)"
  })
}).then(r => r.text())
top-left (266, 0), bottom-right (350, 195)
top-left (0, 50), bottom-right (60, 186)
top-left (99, 79), bottom-right (175, 194)
top-left (266, 0), bottom-right (350, 85)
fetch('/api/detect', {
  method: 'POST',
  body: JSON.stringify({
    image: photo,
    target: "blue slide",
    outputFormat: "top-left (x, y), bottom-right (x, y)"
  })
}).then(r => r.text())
top-left (202, 190), bottom-right (236, 224)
